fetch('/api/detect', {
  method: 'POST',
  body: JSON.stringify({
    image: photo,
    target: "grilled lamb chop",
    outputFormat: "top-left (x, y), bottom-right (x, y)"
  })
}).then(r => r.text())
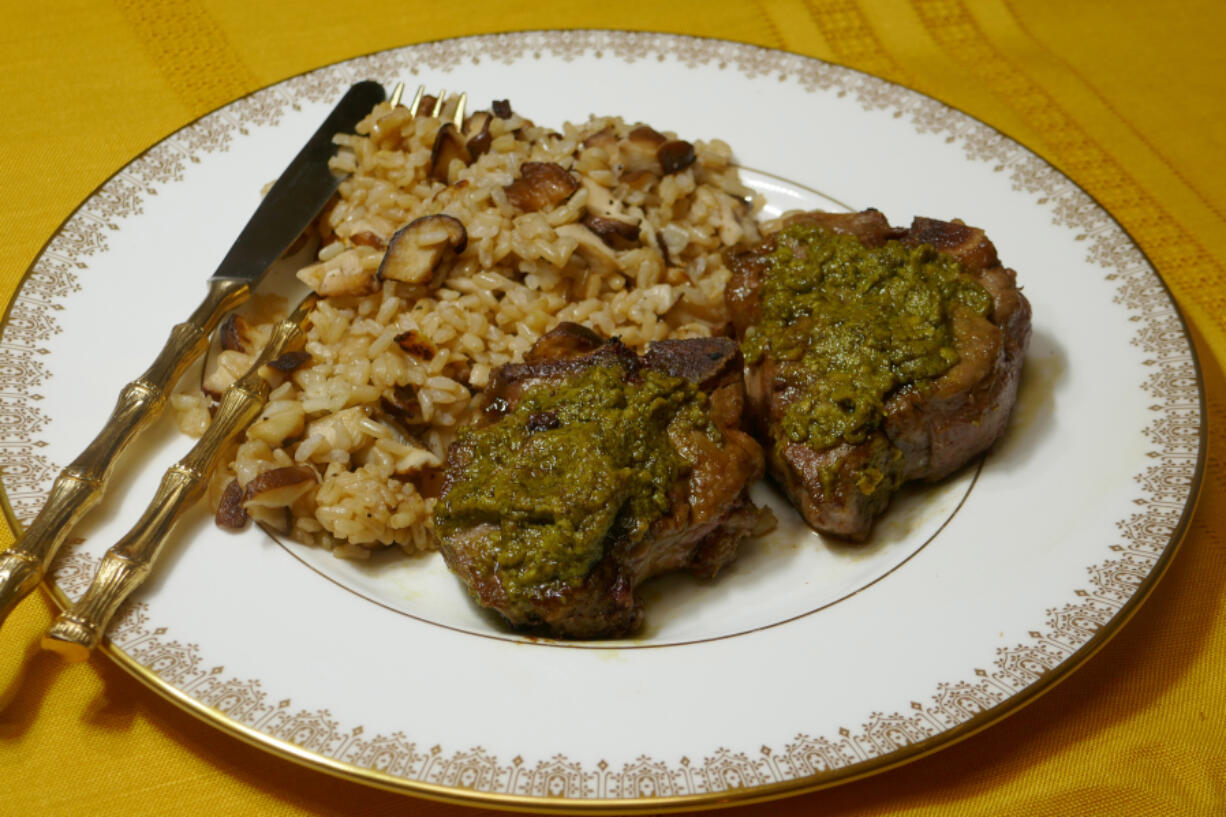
top-left (725, 209), bottom-right (1031, 540)
top-left (435, 323), bottom-right (771, 638)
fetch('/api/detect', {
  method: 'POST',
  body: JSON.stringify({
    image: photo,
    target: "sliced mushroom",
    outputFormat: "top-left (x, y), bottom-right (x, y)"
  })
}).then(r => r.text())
top-left (370, 107), bottom-right (412, 149)
top-left (628, 125), bottom-right (667, 146)
top-left (215, 479), bottom-right (248, 529)
top-left (555, 223), bottom-right (621, 275)
top-left (364, 405), bottom-right (444, 476)
top-left (246, 400), bottom-right (307, 447)
top-left (619, 169), bottom-right (657, 192)
top-left (581, 177), bottom-right (618, 217)
top-left (394, 329), bottom-right (436, 359)
top-left (657, 139), bottom-right (696, 174)
top-left (204, 349), bottom-right (254, 397)
top-left (297, 249), bottom-right (378, 297)
top-left (620, 126), bottom-right (666, 175)
top-left (242, 465), bottom-right (317, 509)
top-left (388, 440), bottom-right (444, 475)
top-left (378, 214), bottom-right (468, 288)
top-left (579, 177), bottom-right (641, 249)
top-left (504, 162), bottom-right (580, 212)
top-left (381, 384), bottom-right (425, 426)
top-left (219, 314), bottom-right (251, 353)
top-left (304, 406), bottom-right (376, 454)
top-left (655, 231), bottom-right (673, 267)
top-left (266, 350), bottom-right (311, 373)
top-left (582, 215), bottom-right (640, 250)
top-left (581, 127), bottom-right (617, 150)
top-left (429, 123), bottom-right (472, 184)
top-left (350, 231), bottom-right (386, 249)
top-left (464, 112), bottom-right (494, 160)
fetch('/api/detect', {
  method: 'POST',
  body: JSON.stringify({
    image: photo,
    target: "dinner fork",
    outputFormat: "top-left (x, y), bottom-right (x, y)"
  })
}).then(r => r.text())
top-left (39, 84), bottom-right (468, 659)
top-left (41, 295), bottom-right (318, 660)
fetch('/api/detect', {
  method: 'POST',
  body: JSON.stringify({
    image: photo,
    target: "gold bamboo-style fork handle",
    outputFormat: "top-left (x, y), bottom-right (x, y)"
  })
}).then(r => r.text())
top-left (0, 277), bottom-right (250, 629)
top-left (41, 296), bottom-right (317, 661)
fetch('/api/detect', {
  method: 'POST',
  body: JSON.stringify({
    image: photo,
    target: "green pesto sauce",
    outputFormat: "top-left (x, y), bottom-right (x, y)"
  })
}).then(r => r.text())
top-left (742, 223), bottom-right (992, 451)
top-left (434, 364), bottom-right (717, 608)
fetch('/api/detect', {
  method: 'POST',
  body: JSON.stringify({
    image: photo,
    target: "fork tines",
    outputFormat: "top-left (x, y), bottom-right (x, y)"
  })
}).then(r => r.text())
top-left (389, 82), bottom-right (466, 126)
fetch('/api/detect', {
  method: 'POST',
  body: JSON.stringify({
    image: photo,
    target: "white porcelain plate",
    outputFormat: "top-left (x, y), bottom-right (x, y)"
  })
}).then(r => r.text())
top-left (0, 31), bottom-right (1204, 811)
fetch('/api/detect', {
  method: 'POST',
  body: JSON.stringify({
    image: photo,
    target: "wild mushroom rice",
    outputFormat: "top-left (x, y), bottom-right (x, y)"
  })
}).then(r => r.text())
top-left (171, 96), bottom-right (763, 559)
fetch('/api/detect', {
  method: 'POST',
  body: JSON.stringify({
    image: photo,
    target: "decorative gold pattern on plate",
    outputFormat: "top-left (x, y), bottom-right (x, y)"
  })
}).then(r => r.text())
top-left (3, 31), bottom-right (1202, 806)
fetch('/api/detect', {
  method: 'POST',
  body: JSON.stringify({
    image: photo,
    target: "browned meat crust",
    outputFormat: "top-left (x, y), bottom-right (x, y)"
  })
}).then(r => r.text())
top-left (726, 210), bottom-right (1032, 540)
top-left (436, 323), bottom-right (772, 638)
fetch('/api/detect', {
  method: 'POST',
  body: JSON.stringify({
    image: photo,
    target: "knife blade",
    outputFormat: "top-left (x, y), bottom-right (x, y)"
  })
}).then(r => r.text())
top-left (212, 80), bottom-right (385, 284)
top-left (0, 79), bottom-right (386, 631)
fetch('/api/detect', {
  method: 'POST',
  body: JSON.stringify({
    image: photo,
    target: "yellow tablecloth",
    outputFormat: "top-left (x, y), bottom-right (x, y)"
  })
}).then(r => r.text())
top-left (2, 2), bottom-right (1223, 814)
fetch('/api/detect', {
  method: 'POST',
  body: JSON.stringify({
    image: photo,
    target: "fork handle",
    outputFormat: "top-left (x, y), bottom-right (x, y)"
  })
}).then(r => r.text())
top-left (41, 298), bottom-right (314, 661)
top-left (0, 277), bottom-right (250, 630)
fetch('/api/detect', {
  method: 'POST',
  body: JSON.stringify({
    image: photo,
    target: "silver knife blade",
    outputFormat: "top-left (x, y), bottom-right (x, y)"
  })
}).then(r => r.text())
top-left (211, 79), bottom-right (386, 283)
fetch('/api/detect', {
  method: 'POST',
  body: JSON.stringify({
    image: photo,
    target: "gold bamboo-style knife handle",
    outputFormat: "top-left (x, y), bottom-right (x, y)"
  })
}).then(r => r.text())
top-left (0, 278), bottom-right (250, 629)
top-left (41, 297), bottom-right (315, 661)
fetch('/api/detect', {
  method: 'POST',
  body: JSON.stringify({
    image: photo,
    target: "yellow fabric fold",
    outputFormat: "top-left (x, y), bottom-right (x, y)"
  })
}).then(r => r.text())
top-left (1, 1), bottom-right (1222, 814)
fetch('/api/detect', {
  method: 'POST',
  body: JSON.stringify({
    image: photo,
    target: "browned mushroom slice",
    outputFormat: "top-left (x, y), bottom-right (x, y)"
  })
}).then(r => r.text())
top-left (267, 350), bottom-right (311, 373)
top-left (581, 126), bottom-right (617, 150)
top-left (555, 223), bottom-right (620, 275)
top-left (620, 126), bottom-right (666, 175)
top-left (657, 140), bottom-right (696, 174)
top-left (219, 314), bottom-right (251, 353)
top-left (216, 479), bottom-right (248, 529)
top-left (430, 123), bottom-right (472, 184)
top-left (628, 126), bottom-right (666, 145)
top-left (370, 106), bottom-right (412, 149)
top-left (350, 231), bottom-right (386, 248)
top-left (378, 214), bottom-right (468, 288)
top-left (394, 329), bottom-right (436, 359)
top-left (242, 465), bottom-right (317, 509)
top-left (579, 178), bottom-right (641, 249)
top-left (655, 232), bottom-right (673, 267)
top-left (382, 384), bottom-right (426, 425)
top-left (620, 169), bottom-right (657, 192)
top-left (504, 162), bottom-right (580, 212)
top-left (582, 215), bottom-right (640, 250)
top-left (298, 249), bottom-right (378, 297)
top-left (464, 112), bottom-right (494, 160)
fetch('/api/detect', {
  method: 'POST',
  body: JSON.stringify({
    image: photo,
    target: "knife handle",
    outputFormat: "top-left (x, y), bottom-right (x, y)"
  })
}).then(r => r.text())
top-left (41, 297), bottom-right (314, 661)
top-left (0, 277), bottom-right (250, 631)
